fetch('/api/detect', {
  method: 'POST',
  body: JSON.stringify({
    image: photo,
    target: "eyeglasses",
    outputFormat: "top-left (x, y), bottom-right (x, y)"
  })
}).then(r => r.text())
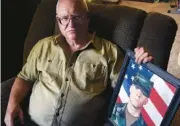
top-left (56, 14), bottom-right (86, 26)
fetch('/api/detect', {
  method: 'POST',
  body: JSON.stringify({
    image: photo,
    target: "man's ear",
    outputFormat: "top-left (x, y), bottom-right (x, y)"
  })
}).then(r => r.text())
top-left (87, 14), bottom-right (90, 23)
top-left (86, 12), bottom-right (91, 22)
top-left (143, 98), bottom-right (148, 105)
top-left (87, 18), bottom-right (89, 24)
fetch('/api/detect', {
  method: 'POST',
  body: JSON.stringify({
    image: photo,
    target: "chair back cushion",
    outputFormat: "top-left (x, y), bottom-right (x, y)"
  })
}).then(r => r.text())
top-left (87, 3), bottom-right (147, 51)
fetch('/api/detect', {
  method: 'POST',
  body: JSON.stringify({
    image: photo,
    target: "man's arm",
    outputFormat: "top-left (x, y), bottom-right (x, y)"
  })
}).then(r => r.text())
top-left (4, 77), bottom-right (33, 126)
top-left (4, 39), bottom-right (42, 126)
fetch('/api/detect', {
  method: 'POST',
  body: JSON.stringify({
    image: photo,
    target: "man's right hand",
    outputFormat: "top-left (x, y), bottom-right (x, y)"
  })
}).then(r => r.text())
top-left (4, 104), bottom-right (24, 126)
top-left (4, 77), bottom-right (32, 126)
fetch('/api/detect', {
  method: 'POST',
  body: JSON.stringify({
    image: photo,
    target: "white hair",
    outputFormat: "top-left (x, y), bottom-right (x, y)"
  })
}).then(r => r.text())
top-left (56, 0), bottom-right (89, 13)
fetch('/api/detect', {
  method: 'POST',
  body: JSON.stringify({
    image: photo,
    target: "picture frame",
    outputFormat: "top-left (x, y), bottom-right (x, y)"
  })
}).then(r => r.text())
top-left (107, 49), bottom-right (180, 126)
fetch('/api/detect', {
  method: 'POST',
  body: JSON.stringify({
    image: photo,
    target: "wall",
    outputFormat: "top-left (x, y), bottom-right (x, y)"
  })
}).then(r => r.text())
top-left (2, 0), bottom-right (41, 81)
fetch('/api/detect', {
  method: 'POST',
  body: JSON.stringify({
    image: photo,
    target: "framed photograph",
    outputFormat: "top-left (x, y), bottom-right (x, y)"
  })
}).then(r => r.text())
top-left (107, 49), bottom-right (180, 126)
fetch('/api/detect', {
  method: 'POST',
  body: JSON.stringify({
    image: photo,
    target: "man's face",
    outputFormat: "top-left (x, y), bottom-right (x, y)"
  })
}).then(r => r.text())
top-left (56, 0), bottom-right (89, 41)
top-left (129, 84), bottom-right (148, 109)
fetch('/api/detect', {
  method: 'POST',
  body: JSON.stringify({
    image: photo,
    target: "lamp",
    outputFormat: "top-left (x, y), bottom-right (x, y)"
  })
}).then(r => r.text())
top-left (168, 0), bottom-right (180, 14)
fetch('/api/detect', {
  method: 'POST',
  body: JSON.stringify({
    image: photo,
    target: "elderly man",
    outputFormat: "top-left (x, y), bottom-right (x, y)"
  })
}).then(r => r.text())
top-left (111, 73), bottom-right (154, 126)
top-left (4, 0), bottom-right (153, 126)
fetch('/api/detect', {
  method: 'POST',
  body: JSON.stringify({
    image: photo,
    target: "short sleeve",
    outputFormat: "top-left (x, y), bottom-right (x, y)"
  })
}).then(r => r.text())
top-left (17, 44), bottom-right (40, 84)
top-left (108, 45), bottom-right (124, 88)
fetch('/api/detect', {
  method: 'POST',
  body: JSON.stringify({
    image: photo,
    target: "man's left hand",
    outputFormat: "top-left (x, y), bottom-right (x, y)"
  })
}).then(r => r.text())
top-left (134, 47), bottom-right (153, 64)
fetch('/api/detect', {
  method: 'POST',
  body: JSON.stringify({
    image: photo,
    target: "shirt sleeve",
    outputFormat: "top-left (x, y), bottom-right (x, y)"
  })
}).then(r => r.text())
top-left (17, 43), bottom-right (40, 84)
top-left (108, 44), bottom-right (124, 88)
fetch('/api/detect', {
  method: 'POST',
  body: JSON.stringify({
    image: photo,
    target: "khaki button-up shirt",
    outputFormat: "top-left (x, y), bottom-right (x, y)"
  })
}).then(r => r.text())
top-left (18, 33), bottom-right (124, 126)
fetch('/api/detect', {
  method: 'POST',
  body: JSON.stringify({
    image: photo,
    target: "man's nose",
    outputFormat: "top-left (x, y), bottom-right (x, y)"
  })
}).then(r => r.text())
top-left (136, 89), bottom-right (142, 97)
top-left (68, 19), bottom-right (76, 28)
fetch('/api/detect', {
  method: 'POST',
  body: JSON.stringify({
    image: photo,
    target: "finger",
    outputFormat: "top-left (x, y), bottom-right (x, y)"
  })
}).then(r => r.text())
top-left (135, 47), bottom-right (144, 63)
top-left (137, 52), bottom-right (148, 64)
top-left (19, 108), bottom-right (24, 125)
top-left (135, 47), bottom-right (144, 57)
top-left (9, 116), bottom-right (14, 126)
top-left (134, 47), bottom-right (140, 53)
top-left (4, 113), bottom-right (14, 126)
top-left (135, 48), bottom-right (140, 62)
top-left (4, 116), bottom-right (8, 126)
top-left (143, 56), bottom-right (153, 63)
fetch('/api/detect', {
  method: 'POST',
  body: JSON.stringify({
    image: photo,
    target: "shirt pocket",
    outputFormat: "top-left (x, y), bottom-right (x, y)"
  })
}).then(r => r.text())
top-left (74, 61), bottom-right (107, 93)
top-left (39, 59), bottom-right (62, 83)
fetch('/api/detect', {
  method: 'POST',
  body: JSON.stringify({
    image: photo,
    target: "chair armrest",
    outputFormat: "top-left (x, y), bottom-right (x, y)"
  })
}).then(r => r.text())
top-left (137, 12), bottom-right (177, 70)
top-left (1, 77), bottom-right (32, 126)
top-left (1, 77), bottom-right (16, 125)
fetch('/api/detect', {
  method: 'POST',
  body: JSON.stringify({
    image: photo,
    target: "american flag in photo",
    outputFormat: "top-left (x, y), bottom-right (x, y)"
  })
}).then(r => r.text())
top-left (116, 59), bottom-right (176, 126)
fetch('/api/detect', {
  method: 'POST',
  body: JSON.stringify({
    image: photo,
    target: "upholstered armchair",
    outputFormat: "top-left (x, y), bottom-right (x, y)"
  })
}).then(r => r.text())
top-left (1, 0), bottom-right (178, 125)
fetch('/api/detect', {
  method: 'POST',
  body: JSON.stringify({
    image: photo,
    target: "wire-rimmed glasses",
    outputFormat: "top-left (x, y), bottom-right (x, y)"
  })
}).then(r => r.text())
top-left (56, 14), bottom-right (86, 26)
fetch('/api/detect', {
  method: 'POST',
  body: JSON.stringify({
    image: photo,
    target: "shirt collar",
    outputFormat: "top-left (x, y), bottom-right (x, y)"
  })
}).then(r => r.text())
top-left (54, 32), bottom-right (101, 51)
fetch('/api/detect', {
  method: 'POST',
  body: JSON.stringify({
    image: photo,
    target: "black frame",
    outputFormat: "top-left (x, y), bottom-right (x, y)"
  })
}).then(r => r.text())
top-left (107, 49), bottom-right (180, 126)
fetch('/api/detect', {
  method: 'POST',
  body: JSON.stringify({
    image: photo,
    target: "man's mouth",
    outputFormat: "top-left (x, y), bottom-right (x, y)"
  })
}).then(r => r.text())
top-left (68, 29), bottom-right (76, 32)
top-left (134, 98), bottom-right (139, 103)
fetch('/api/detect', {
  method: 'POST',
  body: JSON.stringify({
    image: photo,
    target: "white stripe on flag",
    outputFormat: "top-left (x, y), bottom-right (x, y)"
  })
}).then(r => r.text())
top-left (144, 99), bottom-right (163, 126)
top-left (119, 84), bottom-right (129, 103)
top-left (150, 74), bottom-right (174, 106)
top-left (114, 117), bottom-right (118, 125)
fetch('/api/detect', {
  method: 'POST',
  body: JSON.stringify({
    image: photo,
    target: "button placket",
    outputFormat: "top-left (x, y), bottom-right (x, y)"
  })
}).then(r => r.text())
top-left (69, 63), bottom-right (73, 68)
top-left (54, 50), bottom-right (76, 124)
top-left (67, 50), bottom-right (80, 69)
top-left (55, 79), bottom-right (70, 125)
top-left (61, 93), bottom-right (64, 97)
top-left (54, 77), bottom-right (69, 119)
top-left (55, 92), bottom-right (66, 118)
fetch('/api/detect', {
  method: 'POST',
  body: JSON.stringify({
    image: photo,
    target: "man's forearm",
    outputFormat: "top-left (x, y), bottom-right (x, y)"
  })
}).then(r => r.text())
top-left (7, 77), bottom-right (32, 107)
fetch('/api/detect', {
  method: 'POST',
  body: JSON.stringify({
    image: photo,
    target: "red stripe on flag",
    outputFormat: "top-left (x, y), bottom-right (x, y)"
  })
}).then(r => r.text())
top-left (116, 96), bottom-right (121, 103)
top-left (166, 82), bottom-right (176, 93)
top-left (141, 108), bottom-right (155, 126)
top-left (149, 88), bottom-right (168, 117)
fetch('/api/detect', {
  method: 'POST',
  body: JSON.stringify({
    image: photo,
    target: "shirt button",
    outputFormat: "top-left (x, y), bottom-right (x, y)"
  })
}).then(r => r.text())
top-left (56, 112), bottom-right (59, 117)
top-left (61, 93), bottom-right (64, 97)
top-left (65, 78), bottom-right (69, 81)
top-left (70, 63), bottom-right (73, 67)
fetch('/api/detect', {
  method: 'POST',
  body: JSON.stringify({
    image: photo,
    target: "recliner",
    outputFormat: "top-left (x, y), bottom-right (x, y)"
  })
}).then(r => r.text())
top-left (1, 0), bottom-right (178, 125)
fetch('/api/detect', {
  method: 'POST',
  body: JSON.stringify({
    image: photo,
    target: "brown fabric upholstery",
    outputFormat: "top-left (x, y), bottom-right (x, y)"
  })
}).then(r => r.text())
top-left (23, 0), bottom-right (57, 64)
top-left (137, 12), bottom-right (177, 69)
